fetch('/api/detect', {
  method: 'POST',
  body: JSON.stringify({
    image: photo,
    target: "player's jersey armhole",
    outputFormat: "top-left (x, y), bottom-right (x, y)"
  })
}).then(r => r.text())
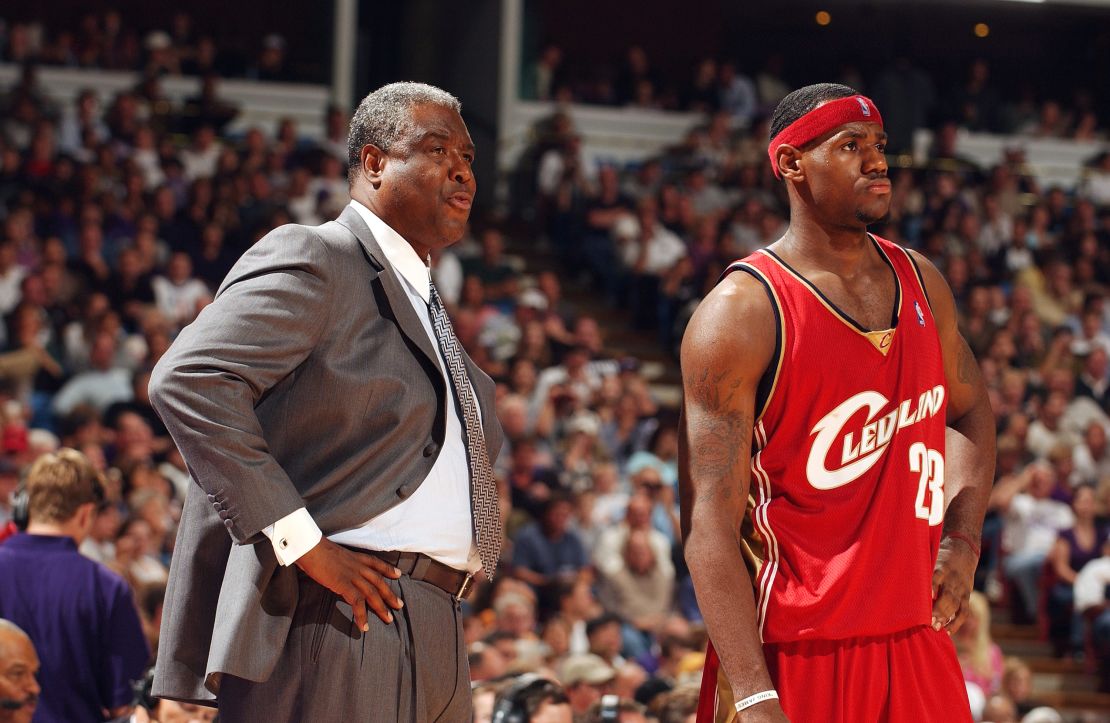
top-left (897, 245), bottom-right (933, 310)
top-left (720, 262), bottom-right (784, 423)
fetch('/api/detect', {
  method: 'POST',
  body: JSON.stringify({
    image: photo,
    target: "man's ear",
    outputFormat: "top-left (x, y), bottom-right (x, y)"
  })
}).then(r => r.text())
top-left (776, 145), bottom-right (804, 181)
top-left (360, 144), bottom-right (387, 186)
top-left (76, 502), bottom-right (97, 534)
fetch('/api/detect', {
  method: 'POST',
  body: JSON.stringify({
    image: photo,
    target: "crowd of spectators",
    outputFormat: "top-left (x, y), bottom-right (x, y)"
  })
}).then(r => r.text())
top-left (1, 10), bottom-right (299, 83)
top-left (522, 45), bottom-right (1106, 147)
top-left (2, 18), bottom-right (1110, 722)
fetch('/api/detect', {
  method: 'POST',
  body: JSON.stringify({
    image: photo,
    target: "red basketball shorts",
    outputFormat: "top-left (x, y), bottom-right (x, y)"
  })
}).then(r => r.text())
top-left (762, 625), bottom-right (972, 723)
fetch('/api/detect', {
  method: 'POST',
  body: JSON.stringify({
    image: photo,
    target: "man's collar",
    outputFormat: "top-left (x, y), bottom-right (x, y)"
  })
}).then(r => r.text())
top-left (348, 200), bottom-right (430, 303)
top-left (8, 532), bottom-right (78, 550)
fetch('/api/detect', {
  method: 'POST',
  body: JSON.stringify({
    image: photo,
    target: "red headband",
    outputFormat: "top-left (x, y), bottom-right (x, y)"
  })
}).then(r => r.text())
top-left (768, 95), bottom-right (884, 178)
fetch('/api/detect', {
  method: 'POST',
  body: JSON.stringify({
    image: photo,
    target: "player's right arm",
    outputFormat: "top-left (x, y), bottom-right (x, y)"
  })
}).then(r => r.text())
top-left (679, 271), bottom-right (787, 722)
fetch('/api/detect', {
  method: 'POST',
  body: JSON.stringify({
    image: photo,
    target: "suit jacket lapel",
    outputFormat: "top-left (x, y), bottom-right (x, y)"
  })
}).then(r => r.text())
top-left (336, 206), bottom-right (442, 373)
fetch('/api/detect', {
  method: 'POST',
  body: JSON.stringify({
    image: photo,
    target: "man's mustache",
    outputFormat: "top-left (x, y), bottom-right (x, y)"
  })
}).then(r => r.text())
top-left (0, 694), bottom-right (37, 711)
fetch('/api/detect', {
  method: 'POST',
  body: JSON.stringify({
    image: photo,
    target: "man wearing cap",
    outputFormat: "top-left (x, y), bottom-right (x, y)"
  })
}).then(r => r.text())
top-left (560, 653), bottom-right (615, 718)
top-left (680, 84), bottom-right (994, 721)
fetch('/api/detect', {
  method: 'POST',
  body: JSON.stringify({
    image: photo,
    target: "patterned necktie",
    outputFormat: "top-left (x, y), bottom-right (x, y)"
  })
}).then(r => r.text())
top-left (427, 279), bottom-right (502, 579)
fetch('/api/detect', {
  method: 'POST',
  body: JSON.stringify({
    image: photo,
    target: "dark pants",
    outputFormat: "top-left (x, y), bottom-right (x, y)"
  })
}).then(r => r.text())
top-left (218, 570), bottom-right (470, 722)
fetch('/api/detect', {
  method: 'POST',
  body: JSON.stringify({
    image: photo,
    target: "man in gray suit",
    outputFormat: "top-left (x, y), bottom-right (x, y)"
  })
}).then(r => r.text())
top-left (148, 82), bottom-right (503, 721)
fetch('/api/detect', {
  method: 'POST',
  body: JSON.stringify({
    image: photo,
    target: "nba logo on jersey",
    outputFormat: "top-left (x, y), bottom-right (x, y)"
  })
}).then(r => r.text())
top-left (856, 97), bottom-right (871, 116)
top-left (915, 301), bottom-right (925, 326)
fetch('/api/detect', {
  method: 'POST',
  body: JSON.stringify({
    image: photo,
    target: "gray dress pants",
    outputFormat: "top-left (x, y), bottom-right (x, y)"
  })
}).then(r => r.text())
top-left (217, 570), bottom-right (471, 722)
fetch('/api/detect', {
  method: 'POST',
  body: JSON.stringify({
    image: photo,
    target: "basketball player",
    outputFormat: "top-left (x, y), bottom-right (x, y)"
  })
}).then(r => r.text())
top-left (679, 84), bottom-right (995, 722)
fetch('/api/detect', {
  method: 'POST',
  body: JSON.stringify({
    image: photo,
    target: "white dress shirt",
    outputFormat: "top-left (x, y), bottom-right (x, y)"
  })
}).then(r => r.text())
top-left (263, 201), bottom-right (479, 572)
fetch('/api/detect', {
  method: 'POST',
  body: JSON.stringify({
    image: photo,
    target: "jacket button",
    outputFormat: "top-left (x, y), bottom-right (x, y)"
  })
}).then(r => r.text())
top-left (207, 494), bottom-right (217, 503)
top-left (212, 502), bottom-right (223, 512)
top-left (223, 519), bottom-right (234, 530)
top-left (422, 442), bottom-right (438, 457)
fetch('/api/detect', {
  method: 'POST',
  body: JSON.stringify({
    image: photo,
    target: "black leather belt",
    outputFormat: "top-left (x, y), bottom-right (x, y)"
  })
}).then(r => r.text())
top-left (365, 549), bottom-right (475, 603)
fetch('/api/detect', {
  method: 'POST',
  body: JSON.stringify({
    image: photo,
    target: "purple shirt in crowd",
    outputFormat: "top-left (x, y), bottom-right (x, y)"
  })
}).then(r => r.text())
top-left (0, 533), bottom-right (150, 723)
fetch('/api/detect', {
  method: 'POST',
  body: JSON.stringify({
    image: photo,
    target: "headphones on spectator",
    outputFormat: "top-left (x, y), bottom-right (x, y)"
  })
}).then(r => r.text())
top-left (8, 463), bottom-right (106, 531)
top-left (491, 674), bottom-right (558, 723)
top-left (130, 668), bottom-right (157, 710)
top-left (10, 483), bottom-right (28, 531)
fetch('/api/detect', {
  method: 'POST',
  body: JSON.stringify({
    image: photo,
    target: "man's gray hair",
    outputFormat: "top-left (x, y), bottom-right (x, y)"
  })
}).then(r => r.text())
top-left (0, 618), bottom-right (31, 654)
top-left (347, 81), bottom-right (462, 183)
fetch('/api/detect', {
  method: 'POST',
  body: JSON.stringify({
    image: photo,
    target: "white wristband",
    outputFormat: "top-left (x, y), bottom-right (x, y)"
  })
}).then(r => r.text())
top-left (735, 690), bottom-right (779, 712)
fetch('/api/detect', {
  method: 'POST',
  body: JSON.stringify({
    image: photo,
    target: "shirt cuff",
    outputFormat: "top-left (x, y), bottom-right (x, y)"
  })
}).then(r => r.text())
top-left (261, 507), bottom-right (323, 566)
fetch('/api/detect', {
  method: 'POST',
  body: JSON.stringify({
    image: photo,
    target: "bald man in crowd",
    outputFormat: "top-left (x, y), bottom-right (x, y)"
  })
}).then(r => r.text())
top-left (0, 620), bottom-right (39, 723)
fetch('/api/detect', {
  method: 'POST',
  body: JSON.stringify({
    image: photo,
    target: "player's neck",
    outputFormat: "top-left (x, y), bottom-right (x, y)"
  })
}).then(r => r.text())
top-left (777, 216), bottom-right (874, 276)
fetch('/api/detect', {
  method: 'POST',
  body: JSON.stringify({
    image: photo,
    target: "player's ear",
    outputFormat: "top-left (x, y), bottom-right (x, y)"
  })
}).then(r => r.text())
top-left (777, 145), bottom-right (804, 181)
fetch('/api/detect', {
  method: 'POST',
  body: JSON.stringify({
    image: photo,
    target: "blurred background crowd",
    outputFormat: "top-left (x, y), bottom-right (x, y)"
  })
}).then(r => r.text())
top-left (0, 3), bottom-right (1109, 723)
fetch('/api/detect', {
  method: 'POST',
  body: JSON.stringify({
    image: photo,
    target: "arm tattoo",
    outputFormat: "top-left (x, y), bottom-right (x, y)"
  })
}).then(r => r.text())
top-left (686, 368), bottom-right (752, 503)
top-left (956, 338), bottom-right (981, 386)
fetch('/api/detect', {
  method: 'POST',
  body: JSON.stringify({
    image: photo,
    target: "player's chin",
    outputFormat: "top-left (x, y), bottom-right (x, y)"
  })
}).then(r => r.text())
top-left (855, 201), bottom-right (891, 227)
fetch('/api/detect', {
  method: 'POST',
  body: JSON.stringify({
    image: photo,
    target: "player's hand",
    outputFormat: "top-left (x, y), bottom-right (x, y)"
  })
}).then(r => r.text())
top-left (931, 534), bottom-right (978, 633)
top-left (294, 538), bottom-right (404, 631)
top-left (737, 701), bottom-right (791, 722)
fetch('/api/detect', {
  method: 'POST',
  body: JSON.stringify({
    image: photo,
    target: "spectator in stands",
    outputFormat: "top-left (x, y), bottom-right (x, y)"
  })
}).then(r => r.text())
top-left (1076, 347), bottom-right (1110, 410)
top-left (0, 459), bottom-right (19, 528)
top-left (108, 515), bottom-right (164, 590)
top-left (560, 653), bottom-right (615, 718)
top-left (51, 331), bottom-right (132, 418)
top-left (981, 693), bottom-right (1018, 723)
top-left (1075, 538), bottom-right (1110, 690)
top-left (0, 619), bottom-right (39, 723)
top-left (595, 492), bottom-right (673, 578)
top-left (0, 449), bottom-right (149, 722)
top-left (512, 492), bottom-right (588, 592)
top-left (1026, 391), bottom-right (1078, 459)
top-left (586, 612), bottom-right (626, 670)
top-left (613, 196), bottom-right (687, 330)
top-left (579, 165), bottom-right (633, 299)
top-left (492, 675), bottom-right (573, 723)
top-left (582, 698), bottom-right (649, 723)
top-left (716, 62), bottom-right (757, 129)
top-left (597, 529), bottom-right (675, 658)
top-left (152, 252), bottom-right (210, 329)
top-left (249, 34), bottom-right (291, 82)
top-left (179, 125), bottom-right (220, 181)
top-left (465, 228), bottom-right (517, 305)
top-left (1046, 483), bottom-right (1106, 657)
top-left (871, 57), bottom-right (935, 155)
top-left (1074, 421), bottom-right (1110, 486)
top-left (954, 591), bottom-right (1004, 697)
top-left (615, 46), bottom-right (658, 108)
top-left (653, 684), bottom-right (700, 723)
top-left (1000, 656), bottom-right (1036, 716)
top-left (181, 74), bottom-right (238, 135)
top-left (997, 461), bottom-right (1075, 622)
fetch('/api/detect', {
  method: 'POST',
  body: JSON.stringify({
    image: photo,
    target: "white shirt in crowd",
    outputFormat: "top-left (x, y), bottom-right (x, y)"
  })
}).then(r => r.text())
top-left (613, 216), bottom-right (687, 275)
top-left (1074, 555), bottom-right (1110, 612)
top-left (153, 276), bottom-right (211, 327)
top-left (1002, 493), bottom-right (1075, 556)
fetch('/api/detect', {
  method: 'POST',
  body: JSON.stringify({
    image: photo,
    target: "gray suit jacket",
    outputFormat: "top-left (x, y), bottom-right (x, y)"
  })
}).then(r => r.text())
top-left (148, 206), bottom-right (503, 704)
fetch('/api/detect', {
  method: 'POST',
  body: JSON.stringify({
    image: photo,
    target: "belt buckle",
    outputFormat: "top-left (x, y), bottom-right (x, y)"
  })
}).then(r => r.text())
top-left (454, 572), bottom-right (475, 603)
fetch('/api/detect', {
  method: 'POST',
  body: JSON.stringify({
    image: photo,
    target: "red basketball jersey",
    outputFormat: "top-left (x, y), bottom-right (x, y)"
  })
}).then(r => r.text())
top-left (728, 235), bottom-right (947, 644)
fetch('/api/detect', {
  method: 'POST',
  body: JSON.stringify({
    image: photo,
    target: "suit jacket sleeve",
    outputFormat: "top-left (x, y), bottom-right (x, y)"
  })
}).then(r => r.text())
top-left (149, 224), bottom-right (334, 543)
